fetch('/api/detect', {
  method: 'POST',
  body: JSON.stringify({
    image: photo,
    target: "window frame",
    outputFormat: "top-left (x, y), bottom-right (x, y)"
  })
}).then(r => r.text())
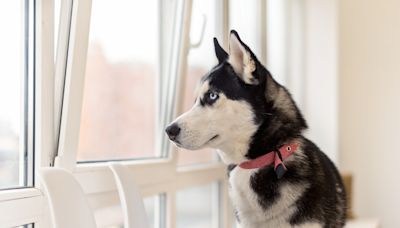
top-left (0, 0), bottom-right (55, 227)
top-left (0, 0), bottom-right (35, 191)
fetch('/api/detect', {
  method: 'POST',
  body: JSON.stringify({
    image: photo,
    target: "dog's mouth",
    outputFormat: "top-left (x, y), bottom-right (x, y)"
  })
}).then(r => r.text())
top-left (174, 134), bottom-right (219, 149)
top-left (197, 134), bottom-right (219, 148)
top-left (208, 134), bottom-right (219, 143)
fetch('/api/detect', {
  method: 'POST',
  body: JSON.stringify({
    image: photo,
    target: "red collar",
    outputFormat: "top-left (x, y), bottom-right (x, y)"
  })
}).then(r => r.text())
top-left (239, 143), bottom-right (299, 179)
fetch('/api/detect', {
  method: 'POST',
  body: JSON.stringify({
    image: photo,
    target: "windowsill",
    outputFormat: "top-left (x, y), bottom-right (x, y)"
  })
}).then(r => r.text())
top-left (75, 157), bottom-right (173, 172)
top-left (0, 188), bottom-right (42, 202)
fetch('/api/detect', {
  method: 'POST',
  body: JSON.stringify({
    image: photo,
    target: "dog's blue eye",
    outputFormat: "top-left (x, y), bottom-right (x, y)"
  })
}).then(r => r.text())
top-left (201, 91), bottom-right (219, 106)
top-left (209, 92), bottom-right (218, 100)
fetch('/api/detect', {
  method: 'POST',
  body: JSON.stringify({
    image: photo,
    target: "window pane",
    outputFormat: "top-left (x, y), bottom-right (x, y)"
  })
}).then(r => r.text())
top-left (229, 0), bottom-right (262, 58)
top-left (144, 195), bottom-right (156, 228)
top-left (177, 183), bottom-right (218, 228)
top-left (54, 0), bottom-right (61, 59)
top-left (78, 0), bottom-right (159, 161)
top-left (0, 1), bottom-right (32, 189)
top-left (178, 0), bottom-right (218, 166)
top-left (266, 0), bottom-right (302, 90)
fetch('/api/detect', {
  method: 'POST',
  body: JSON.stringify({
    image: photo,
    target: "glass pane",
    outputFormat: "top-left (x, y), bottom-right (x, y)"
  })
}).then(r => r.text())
top-left (0, 1), bottom-right (32, 189)
top-left (144, 196), bottom-right (156, 228)
top-left (78, 0), bottom-right (159, 161)
top-left (266, 0), bottom-right (301, 89)
top-left (229, 0), bottom-right (262, 58)
top-left (177, 0), bottom-right (218, 166)
top-left (54, 0), bottom-right (61, 59)
top-left (177, 183), bottom-right (218, 228)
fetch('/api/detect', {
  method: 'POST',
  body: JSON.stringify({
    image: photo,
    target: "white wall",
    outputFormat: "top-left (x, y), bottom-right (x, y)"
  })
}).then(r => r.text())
top-left (339, 0), bottom-right (400, 227)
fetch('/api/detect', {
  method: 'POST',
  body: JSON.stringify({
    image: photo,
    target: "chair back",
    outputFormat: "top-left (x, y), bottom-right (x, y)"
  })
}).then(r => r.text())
top-left (109, 163), bottom-right (149, 228)
top-left (40, 167), bottom-right (97, 228)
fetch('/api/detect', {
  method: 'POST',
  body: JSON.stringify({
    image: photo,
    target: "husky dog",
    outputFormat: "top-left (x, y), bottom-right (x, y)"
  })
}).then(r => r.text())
top-left (166, 31), bottom-right (346, 228)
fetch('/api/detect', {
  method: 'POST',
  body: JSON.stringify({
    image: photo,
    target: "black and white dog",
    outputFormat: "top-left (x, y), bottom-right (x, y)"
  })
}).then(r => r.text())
top-left (166, 31), bottom-right (346, 227)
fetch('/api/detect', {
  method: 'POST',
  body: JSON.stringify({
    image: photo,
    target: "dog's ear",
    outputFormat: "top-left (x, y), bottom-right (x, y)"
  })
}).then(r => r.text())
top-left (213, 38), bottom-right (228, 63)
top-left (228, 30), bottom-right (258, 85)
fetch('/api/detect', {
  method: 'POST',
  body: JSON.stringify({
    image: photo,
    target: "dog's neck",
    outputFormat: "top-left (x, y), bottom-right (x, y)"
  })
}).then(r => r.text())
top-left (246, 85), bottom-right (308, 160)
top-left (246, 118), bottom-right (300, 159)
top-left (217, 142), bottom-right (250, 164)
top-left (216, 116), bottom-right (304, 164)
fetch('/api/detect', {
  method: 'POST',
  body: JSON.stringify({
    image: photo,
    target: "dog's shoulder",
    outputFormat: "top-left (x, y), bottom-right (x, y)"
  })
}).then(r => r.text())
top-left (288, 138), bottom-right (347, 226)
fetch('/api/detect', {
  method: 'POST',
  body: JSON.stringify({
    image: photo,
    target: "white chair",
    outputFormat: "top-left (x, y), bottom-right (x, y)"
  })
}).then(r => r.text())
top-left (109, 163), bottom-right (150, 228)
top-left (39, 167), bottom-right (97, 228)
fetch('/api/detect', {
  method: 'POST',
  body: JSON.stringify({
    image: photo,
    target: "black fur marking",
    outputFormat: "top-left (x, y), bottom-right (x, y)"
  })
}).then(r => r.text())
top-left (250, 165), bottom-right (282, 209)
top-left (199, 98), bottom-right (205, 106)
top-left (227, 164), bottom-right (237, 177)
top-left (213, 37), bottom-right (228, 63)
top-left (234, 208), bottom-right (241, 223)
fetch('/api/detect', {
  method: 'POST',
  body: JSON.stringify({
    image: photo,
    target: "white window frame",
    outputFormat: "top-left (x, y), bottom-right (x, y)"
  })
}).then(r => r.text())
top-left (0, 0), bottom-right (55, 227)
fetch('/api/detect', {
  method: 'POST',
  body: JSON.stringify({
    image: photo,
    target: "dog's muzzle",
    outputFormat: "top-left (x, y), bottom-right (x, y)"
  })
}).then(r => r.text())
top-left (165, 123), bottom-right (181, 142)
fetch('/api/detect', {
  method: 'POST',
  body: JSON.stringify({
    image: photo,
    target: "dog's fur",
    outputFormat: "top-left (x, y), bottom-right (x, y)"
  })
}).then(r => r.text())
top-left (166, 31), bottom-right (346, 227)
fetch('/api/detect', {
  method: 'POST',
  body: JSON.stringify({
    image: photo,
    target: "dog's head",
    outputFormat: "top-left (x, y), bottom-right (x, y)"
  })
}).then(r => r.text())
top-left (166, 31), bottom-right (307, 164)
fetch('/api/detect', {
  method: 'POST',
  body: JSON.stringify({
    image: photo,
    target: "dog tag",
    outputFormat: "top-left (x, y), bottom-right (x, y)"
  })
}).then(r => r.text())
top-left (275, 164), bottom-right (286, 179)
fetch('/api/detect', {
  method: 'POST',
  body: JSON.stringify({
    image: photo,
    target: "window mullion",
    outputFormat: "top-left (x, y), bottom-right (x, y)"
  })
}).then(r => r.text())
top-left (55, 0), bottom-right (92, 170)
top-left (34, 0), bottom-right (55, 173)
top-left (53, 0), bottom-right (73, 167)
top-left (158, 0), bottom-right (190, 161)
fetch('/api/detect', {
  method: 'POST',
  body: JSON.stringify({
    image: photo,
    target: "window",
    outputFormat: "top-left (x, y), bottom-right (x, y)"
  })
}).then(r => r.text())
top-left (1, 1), bottom-right (243, 227)
top-left (177, 0), bottom-right (220, 166)
top-left (0, 0), bottom-right (34, 190)
top-left (0, 0), bottom-right (45, 227)
top-left (229, 0), bottom-right (263, 59)
top-left (78, 0), bottom-right (160, 161)
top-left (144, 195), bottom-right (158, 228)
top-left (176, 183), bottom-right (219, 228)
top-left (97, 195), bottom-right (158, 228)
top-left (266, 0), bottom-right (305, 98)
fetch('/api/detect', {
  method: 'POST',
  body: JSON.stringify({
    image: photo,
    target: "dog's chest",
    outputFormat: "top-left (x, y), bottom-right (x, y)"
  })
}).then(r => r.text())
top-left (228, 167), bottom-right (298, 228)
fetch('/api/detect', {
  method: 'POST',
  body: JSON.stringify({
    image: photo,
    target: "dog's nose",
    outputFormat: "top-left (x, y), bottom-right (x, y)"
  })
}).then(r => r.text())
top-left (165, 123), bottom-right (181, 141)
